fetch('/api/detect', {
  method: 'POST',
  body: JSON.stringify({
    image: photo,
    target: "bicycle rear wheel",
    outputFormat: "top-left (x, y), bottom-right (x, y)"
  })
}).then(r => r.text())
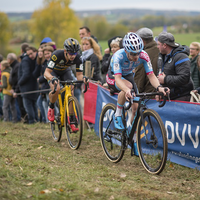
top-left (137, 109), bottom-right (168, 174)
top-left (50, 100), bottom-right (62, 142)
top-left (65, 96), bottom-right (83, 150)
top-left (99, 103), bottom-right (125, 163)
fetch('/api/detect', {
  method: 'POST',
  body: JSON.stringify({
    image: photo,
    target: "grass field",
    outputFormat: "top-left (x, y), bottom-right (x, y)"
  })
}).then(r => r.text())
top-left (7, 32), bottom-right (200, 56)
top-left (1, 122), bottom-right (200, 200)
top-left (99, 32), bottom-right (200, 53)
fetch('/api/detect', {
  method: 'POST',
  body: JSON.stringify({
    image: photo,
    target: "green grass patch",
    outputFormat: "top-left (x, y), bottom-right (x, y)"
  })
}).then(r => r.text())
top-left (0, 122), bottom-right (200, 199)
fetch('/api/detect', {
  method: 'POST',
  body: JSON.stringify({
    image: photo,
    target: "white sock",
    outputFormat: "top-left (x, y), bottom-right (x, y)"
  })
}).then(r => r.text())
top-left (115, 103), bottom-right (123, 117)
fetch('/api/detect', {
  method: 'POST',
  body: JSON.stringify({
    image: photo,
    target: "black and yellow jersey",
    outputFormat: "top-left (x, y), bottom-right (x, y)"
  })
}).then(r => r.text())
top-left (47, 49), bottom-right (83, 72)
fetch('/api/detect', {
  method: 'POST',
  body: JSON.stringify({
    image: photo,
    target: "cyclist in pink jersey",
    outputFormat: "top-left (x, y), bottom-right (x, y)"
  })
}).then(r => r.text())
top-left (106, 32), bottom-right (169, 130)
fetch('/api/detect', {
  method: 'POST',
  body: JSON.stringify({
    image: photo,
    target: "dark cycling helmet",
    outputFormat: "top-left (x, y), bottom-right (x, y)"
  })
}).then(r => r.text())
top-left (123, 32), bottom-right (144, 53)
top-left (64, 38), bottom-right (80, 53)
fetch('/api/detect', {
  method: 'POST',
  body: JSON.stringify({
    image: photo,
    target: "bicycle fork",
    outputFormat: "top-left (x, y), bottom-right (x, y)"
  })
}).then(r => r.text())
top-left (140, 108), bottom-right (157, 146)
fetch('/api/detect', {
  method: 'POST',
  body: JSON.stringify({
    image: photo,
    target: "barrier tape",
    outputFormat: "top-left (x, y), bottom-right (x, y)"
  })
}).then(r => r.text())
top-left (15, 89), bottom-right (51, 95)
top-left (15, 80), bottom-right (101, 96)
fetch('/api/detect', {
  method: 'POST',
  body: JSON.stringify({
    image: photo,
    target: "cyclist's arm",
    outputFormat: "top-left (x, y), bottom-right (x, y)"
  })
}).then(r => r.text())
top-left (76, 71), bottom-right (83, 81)
top-left (44, 67), bottom-right (54, 82)
top-left (115, 75), bottom-right (129, 92)
top-left (147, 73), bottom-right (169, 95)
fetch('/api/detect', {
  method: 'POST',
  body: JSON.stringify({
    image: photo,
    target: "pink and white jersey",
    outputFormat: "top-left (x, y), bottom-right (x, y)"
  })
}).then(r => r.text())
top-left (110, 49), bottom-right (153, 76)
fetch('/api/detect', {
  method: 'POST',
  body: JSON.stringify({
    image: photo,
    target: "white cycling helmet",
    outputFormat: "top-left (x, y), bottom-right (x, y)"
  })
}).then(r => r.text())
top-left (123, 32), bottom-right (144, 53)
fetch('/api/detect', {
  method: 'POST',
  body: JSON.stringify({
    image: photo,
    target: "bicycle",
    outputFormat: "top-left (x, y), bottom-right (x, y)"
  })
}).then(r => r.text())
top-left (50, 80), bottom-right (87, 150)
top-left (99, 91), bottom-right (168, 174)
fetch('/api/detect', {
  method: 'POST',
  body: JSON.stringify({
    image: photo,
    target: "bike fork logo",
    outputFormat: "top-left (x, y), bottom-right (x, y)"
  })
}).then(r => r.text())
top-left (140, 121), bottom-right (149, 139)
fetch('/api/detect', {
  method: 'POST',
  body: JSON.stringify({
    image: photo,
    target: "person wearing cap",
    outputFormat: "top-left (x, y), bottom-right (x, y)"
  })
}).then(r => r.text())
top-left (157, 32), bottom-right (194, 101)
top-left (134, 27), bottom-right (159, 95)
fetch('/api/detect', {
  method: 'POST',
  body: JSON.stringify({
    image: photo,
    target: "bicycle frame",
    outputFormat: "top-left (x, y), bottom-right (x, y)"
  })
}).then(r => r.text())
top-left (123, 92), bottom-right (166, 149)
top-left (124, 98), bottom-right (146, 146)
top-left (57, 85), bottom-right (78, 127)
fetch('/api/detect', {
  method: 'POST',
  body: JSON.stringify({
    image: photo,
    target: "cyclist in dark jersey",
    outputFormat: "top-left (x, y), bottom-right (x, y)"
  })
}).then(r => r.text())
top-left (44, 38), bottom-right (85, 132)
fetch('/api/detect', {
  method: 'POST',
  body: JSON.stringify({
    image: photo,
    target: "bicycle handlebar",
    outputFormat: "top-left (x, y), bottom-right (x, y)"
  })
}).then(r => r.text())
top-left (124, 90), bottom-right (167, 110)
top-left (51, 80), bottom-right (88, 94)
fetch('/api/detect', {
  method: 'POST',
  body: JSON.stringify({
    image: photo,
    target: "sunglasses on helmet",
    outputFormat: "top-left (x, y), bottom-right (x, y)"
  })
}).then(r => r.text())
top-left (129, 52), bottom-right (140, 57)
top-left (67, 51), bottom-right (78, 56)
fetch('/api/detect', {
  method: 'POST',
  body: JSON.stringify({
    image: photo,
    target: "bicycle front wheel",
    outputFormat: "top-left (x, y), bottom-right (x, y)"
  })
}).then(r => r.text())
top-left (99, 103), bottom-right (125, 163)
top-left (65, 96), bottom-right (83, 150)
top-left (50, 100), bottom-right (62, 142)
top-left (137, 109), bottom-right (168, 175)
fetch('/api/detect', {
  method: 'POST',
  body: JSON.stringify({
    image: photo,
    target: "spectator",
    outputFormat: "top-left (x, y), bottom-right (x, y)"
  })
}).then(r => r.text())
top-left (189, 42), bottom-right (200, 89)
top-left (40, 37), bottom-right (57, 51)
top-left (101, 36), bottom-right (123, 84)
top-left (39, 45), bottom-right (54, 123)
top-left (18, 46), bottom-right (39, 124)
top-left (157, 32), bottom-right (194, 101)
top-left (20, 43), bottom-right (29, 61)
top-left (32, 46), bottom-right (46, 123)
top-left (79, 26), bottom-right (99, 44)
top-left (0, 60), bottom-right (17, 122)
top-left (81, 36), bottom-right (103, 82)
top-left (7, 53), bottom-right (21, 121)
top-left (134, 27), bottom-right (159, 94)
top-left (13, 43), bottom-right (29, 123)
top-left (0, 54), bottom-right (3, 119)
top-left (197, 55), bottom-right (200, 72)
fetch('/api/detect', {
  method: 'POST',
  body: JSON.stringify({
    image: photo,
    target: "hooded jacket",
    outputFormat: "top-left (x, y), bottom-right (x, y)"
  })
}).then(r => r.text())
top-left (157, 45), bottom-right (194, 100)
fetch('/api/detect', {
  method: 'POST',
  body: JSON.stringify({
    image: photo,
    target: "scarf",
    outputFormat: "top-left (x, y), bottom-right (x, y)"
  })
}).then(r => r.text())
top-left (82, 48), bottom-right (94, 62)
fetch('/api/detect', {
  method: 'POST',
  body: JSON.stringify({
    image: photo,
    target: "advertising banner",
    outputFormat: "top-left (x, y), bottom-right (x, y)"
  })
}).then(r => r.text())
top-left (94, 84), bottom-right (200, 169)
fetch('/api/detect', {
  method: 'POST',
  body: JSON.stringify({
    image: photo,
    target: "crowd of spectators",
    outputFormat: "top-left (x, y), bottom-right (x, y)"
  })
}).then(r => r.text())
top-left (0, 26), bottom-right (200, 124)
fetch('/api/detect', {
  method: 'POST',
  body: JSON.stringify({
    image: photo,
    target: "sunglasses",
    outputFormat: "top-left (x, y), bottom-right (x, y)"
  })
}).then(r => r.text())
top-left (129, 52), bottom-right (140, 57)
top-left (67, 51), bottom-right (78, 56)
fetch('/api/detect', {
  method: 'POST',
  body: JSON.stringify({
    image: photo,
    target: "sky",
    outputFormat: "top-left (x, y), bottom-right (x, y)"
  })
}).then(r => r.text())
top-left (1, 0), bottom-right (200, 13)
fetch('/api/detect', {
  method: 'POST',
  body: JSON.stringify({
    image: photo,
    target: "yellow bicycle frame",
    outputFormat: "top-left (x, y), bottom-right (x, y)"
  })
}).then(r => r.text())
top-left (57, 85), bottom-right (78, 127)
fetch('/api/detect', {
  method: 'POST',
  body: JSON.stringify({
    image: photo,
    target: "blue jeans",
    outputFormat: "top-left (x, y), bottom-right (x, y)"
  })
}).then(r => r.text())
top-left (42, 94), bottom-right (49, 123)
top-left (74, 88), bottom-right (81, 103)
top-left (15, 99), bottom-right (21, 121)
top-left (23, 97), bottom-right (38, 124)
top-left (37, 95), bottom-right (46, 123)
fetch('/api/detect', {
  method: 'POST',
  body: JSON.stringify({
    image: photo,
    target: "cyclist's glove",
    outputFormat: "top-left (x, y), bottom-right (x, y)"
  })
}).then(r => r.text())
top-left (51, 77), bottom-right (58, 84)
top-left (83, 76), bottom-right (89, 83)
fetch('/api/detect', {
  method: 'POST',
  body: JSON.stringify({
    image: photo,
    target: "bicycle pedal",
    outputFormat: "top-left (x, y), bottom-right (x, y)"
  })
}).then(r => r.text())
top-left (104, 135), bottom-right (111, 142)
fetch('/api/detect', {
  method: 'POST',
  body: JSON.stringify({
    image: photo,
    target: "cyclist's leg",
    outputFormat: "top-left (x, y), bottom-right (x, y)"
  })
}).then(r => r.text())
top-left (61, 68), bottom-right (79, 132)
top-left (124, 75), bottom-right (139, 156)
top-left (106, 74), bottom-right (133, 130)
top-left (48, 71), bottom-right (60, 122)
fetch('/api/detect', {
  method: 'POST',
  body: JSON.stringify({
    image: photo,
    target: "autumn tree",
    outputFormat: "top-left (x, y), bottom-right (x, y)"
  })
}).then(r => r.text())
top-left (82, 16), bottom-right (110, 40)
top-left (0, 12), bottom-right (11, 55)
top-left (31, 0), bottom-right (81, 48)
